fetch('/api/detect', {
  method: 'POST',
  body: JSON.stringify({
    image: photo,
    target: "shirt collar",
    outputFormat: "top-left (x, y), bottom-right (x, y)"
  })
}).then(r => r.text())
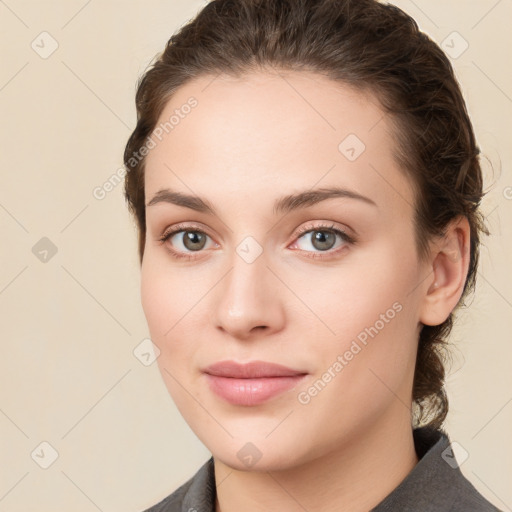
top-left (371, 426), bottom-right (457, 511)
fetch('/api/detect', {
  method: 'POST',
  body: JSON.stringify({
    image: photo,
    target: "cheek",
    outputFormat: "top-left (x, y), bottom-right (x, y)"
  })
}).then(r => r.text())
top-left (291, 240), bottom-right (421, 398)
top-left (140, 259), bottom-right (199, 412)
top-left (289, 245), bottom-right (417, 342)
top-left (140, 259), bottom-right (169, 339)
top-left (140, 250), bottom-right (197, 335)
top-left (140, 254), bottom-right (205, 370)
top-left (140, 255), bottom-right (189, 363)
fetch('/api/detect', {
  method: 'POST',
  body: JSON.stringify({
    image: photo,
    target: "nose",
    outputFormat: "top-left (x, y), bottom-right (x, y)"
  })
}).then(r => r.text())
top-left (213, 245), bottom-right (286, 341)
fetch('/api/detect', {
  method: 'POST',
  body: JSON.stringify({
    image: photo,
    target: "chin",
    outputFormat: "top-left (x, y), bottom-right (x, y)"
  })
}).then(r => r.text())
top-left (199, 431), bottom-right (312, 474)
top-left (212, 448), bottom-right (297, 473)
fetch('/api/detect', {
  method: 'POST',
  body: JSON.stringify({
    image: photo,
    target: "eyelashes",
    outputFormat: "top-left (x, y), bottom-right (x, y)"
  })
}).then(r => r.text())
top-left (157, 223), bottom-right (217, 260)
top-left (157, 221), bottom-right (356, 261)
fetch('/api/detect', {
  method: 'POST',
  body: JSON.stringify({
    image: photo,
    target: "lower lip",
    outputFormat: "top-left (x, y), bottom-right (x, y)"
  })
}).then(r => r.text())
top-left (205, 374), bottom-right (306, 406)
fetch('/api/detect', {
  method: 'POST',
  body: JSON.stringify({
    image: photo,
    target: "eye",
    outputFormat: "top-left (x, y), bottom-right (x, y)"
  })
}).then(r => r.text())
top-left (157, 222), bottom-right (355, 261)
top-left (157, 223), bottom-right (217, 260)
top-left (289, 222), bottom-right (355, 259)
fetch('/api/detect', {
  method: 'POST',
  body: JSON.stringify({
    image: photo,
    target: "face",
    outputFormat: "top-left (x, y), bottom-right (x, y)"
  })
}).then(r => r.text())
top-left (141, 70), bottom-right (428, 471)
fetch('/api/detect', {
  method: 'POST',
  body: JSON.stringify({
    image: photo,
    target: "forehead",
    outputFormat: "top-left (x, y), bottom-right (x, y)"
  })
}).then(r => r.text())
top-left (144, 69), bottom-right (415, 216)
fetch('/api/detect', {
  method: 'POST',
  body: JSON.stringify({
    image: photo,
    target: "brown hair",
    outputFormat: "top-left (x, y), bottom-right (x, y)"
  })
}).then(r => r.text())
top-left (124, 0), bottom-right (489, 430)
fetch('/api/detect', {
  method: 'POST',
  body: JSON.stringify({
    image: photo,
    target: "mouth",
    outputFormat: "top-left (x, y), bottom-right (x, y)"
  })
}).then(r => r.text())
top-left (203, 360), bottom-right (308, 406)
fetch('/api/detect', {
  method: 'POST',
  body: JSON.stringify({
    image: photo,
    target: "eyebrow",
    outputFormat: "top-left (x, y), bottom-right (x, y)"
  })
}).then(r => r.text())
top-left (146, 186), bottom-right (377, 215)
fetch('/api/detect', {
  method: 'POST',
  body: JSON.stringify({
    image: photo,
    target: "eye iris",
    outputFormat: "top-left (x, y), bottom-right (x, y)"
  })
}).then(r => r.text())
top-left (183, 231), bottom-right (206, 251)
top-left (312, 230), bottom-right (336, 251)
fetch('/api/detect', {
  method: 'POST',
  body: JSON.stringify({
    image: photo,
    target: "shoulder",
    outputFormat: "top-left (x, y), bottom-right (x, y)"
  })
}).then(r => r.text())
top-left (372, 427), bottom-right (503, 512)
top-left (141, 457), bottom-right (215, 512)
top-left (448, 475), bottom-right (503, 512)
top-left (141, 476), bottom-right (192, 512)
top-left (426, 429), bottom-right (503, 512)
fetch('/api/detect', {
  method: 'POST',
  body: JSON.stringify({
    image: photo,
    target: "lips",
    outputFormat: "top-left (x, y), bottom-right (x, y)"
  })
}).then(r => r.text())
top-left (203, 360), bottom-right (307, 406)
top-left (204, 360), bottom-right (306, 378)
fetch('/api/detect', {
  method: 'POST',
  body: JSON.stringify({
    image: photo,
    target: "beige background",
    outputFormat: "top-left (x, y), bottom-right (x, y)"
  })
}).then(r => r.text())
top-left (0, 1), bottom-right (510, 510)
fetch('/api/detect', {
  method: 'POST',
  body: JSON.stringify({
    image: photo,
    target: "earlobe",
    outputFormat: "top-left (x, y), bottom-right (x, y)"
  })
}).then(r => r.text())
top-left (419, 216), bottom-right (471, 326)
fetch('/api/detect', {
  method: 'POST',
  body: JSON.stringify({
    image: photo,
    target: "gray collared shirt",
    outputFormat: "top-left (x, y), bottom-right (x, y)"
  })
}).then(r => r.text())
top-left (143, 426), bottom-right (502, 511)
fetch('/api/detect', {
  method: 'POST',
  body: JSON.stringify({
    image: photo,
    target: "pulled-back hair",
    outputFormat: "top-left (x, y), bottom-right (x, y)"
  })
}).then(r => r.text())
top-left (124, 0), bottom-right (489, 430)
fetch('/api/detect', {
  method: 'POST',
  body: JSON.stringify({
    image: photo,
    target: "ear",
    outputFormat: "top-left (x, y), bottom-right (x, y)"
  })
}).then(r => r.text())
top-left (419, 216), bottom-right (471, 326)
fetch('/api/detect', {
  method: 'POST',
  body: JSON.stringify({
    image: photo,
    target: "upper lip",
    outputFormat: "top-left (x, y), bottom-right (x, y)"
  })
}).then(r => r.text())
top-left (203, 360), bottom-right (307, 378)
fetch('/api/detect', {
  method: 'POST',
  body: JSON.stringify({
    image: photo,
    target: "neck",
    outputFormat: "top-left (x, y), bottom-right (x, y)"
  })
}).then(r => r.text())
top-left (213, 410), bottom-right (419, 512)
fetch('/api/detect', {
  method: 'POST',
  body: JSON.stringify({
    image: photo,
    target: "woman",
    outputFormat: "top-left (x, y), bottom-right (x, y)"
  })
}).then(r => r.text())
top-left (124, 0), bottom-right (501, 510)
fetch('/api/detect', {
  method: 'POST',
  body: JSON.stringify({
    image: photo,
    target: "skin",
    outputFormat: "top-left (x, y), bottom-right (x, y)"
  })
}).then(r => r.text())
top-left (141, 69), bottom-right (470, 512)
